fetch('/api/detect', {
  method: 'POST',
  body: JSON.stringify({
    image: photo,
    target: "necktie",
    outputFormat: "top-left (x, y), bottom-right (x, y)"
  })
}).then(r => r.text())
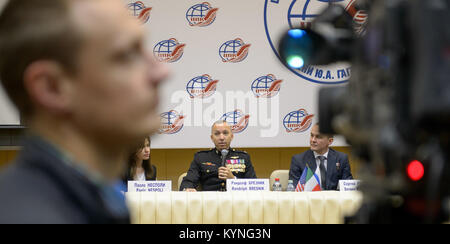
top-left (318, 156), bottom-right (326, 190)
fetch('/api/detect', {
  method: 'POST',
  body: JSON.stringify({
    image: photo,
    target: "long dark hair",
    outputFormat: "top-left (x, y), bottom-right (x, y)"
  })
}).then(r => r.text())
top-left (127, 137), bottom-right (155, 180)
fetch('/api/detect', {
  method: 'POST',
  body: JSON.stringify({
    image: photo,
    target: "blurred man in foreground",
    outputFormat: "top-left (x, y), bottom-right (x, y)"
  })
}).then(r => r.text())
top-left (0, 0), bottom-right (168, 223)
top-left (180, 120), bottom-right (257, 191)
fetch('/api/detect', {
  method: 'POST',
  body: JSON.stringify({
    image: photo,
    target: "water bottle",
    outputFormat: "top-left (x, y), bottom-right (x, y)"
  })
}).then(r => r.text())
top-left (286, 180), bottom-right (295, 192)
top-left (272, 178), bottom-right (282, 191)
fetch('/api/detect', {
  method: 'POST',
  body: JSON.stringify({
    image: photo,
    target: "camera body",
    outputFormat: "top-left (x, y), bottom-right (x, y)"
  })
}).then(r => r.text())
top-left (279, 0), bottom-right (450, 223)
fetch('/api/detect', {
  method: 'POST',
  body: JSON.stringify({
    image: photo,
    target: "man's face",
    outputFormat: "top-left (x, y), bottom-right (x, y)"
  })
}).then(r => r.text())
top-left (211, 123), bottom-right (234, 151)
top-left (67, 0), bottom-right (169, 143)
top-left (310, 124), bottom-right (333, 155)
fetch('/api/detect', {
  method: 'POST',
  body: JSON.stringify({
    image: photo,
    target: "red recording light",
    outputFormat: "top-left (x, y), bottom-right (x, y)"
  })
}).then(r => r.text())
top-left (407, 160), bottom-right (424, 181)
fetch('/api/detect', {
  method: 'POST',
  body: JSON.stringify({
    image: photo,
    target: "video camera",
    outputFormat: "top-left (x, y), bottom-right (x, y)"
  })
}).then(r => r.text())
top-left (278, 0), bottom-right (450, 223)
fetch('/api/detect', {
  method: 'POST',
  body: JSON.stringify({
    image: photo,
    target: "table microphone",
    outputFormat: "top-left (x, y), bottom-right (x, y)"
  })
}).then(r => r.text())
top-left (221, 149), bottom-right (229, 167)
top-left (220, 149), bottom-right (229, 192)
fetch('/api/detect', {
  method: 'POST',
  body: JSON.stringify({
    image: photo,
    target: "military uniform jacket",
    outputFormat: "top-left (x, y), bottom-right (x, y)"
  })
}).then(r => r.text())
top-left (180, 148), bottom-right (257, 191)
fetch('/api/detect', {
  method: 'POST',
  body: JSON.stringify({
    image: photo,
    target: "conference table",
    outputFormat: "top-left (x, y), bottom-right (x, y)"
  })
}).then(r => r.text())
top-left (125, 191), bottom-right (363, 224)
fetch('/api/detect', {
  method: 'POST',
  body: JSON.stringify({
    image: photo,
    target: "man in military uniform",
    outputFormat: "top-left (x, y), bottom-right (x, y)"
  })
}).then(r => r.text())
top-left (180, 120), bottom-right (257, 191)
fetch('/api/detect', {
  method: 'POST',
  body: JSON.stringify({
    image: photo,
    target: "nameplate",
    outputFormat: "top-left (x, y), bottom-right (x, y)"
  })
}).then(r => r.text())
top-left (338, 180), bottom-right (361, 191)
top-left (127, 181), bottom-right (172, 193)
top-left (226, 179), bottom-right (270, 192)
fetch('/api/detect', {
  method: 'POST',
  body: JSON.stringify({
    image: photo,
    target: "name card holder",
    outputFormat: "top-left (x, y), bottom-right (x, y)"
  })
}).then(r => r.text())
top-left (338, 180), bottom-right (361, 192)
top-left (226, 179), bottom-right (270, 192)
top-left (128, 181), bottom-right (172, 193)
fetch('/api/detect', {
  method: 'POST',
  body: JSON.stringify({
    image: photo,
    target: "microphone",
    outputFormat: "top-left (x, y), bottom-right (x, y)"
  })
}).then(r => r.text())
top-left (221, 149), bottom-right (229, 167)
top-left (220, 149), bottom-right (229, 192)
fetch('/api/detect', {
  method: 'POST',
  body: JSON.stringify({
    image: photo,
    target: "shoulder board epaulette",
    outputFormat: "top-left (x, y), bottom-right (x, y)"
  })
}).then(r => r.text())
top-left (196, 148), bottom-right (214, 154)
top-left (231, 148), bottom-right (248, 154)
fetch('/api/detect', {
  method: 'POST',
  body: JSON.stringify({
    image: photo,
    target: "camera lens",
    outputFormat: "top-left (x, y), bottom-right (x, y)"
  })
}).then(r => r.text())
top-left (279, 29), bottom-right (323, 69)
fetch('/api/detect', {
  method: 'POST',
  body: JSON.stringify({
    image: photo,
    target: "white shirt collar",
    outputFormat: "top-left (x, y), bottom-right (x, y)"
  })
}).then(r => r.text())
top-left (313, 150), bottom-right (329, 159)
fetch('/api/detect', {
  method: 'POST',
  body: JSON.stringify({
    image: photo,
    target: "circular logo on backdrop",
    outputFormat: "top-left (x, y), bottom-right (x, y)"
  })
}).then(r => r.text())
top-left (159, 110), bottom-right (186, 134)
top-left (251, 74), bottom-right (283, 98)
top-left (186, 2), bottom-right (219, 27)
top-left (153, 38), bottom-right (186, 63)
top-left (219, 38), bottom-right (251, 63)
top-left (186, 74), bottom-right (219, 99)
top-left (283, 108), bottom-right (314, 133)
top-left (220, 110), bottom-right (250, 134)
top-left (264, 0), bottom-right (367, 84)
top-left (127, 1), bottom-right (152, 24)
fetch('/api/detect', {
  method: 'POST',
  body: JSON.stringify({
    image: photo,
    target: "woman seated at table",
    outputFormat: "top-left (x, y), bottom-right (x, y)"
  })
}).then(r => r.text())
top-left (124, 136), bottom-right (156, 183)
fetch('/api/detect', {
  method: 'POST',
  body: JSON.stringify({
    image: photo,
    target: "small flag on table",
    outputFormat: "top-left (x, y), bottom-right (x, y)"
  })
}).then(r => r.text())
top-left (296, 165), bottom-right (321, 192)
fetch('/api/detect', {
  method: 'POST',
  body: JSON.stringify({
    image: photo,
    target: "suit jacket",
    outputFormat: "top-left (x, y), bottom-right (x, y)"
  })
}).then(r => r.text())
top-left (289, 148), bottom-right (353, 190)
top-left (0, 136), bottom-right (130, 224)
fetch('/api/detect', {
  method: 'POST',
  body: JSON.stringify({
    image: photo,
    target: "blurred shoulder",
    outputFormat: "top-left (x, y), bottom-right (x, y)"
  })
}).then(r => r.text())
top-left (292, 149), bottom-right (313, 160)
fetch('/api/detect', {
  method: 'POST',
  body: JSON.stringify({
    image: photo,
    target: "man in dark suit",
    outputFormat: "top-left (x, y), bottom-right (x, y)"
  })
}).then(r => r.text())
top-left (289, 123), bottom-right (353, 190)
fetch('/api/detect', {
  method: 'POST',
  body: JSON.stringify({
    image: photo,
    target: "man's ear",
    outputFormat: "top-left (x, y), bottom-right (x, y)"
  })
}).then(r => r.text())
top-left (23, 61), bottom-right (74, 114)
top-left (328, 137), bottom-right (334, 146)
